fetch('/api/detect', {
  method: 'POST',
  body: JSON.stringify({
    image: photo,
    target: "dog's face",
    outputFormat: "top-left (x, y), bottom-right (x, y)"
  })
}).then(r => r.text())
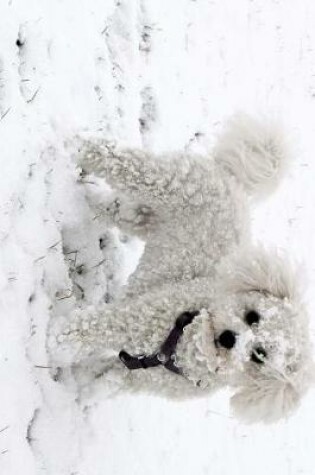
top-left (214, 291), bottom-right (305, 377)
top-left (210, 248), bottom-right (314, 423)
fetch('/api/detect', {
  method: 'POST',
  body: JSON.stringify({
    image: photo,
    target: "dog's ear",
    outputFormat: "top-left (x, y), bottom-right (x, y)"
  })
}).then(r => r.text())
top-left (230, 376), bottom-right (301, 423)
top-left (218, 247), bottom-right (300, 301)
top-left (230, 359), bottom-right (315, 423)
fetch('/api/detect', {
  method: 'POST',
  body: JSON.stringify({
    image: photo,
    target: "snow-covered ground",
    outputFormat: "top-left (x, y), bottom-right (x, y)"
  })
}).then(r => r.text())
top-left (1, 0), bottom-right (315, 474)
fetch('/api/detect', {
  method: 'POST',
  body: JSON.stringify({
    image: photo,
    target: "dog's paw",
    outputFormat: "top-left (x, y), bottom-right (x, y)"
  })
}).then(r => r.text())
top-left (77, 140), bottom-right (117, 177)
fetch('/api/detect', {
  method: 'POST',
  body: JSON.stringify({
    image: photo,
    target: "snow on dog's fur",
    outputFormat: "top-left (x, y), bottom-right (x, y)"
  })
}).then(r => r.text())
top-left (49, 115), bottom-right (314, 423)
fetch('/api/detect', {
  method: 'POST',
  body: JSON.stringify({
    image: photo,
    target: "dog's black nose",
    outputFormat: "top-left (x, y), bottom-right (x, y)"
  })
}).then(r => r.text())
top-left (218, 330), bottom-right (237, 349)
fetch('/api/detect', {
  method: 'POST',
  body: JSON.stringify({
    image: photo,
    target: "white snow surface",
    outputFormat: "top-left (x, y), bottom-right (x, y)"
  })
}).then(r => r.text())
top-left (1, 0), bottom-right (315, 474)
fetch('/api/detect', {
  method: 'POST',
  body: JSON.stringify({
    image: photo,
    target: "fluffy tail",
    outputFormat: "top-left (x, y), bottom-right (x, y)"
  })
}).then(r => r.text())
top-left (214, 114), bottom-right (289, 197)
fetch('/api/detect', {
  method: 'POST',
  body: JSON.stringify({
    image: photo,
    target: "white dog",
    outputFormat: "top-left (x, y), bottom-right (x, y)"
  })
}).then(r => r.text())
top-left (49, 115), bottom-right (314, 423)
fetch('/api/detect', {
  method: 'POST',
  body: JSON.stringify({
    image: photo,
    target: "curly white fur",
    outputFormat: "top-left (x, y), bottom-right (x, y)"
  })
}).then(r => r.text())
top-left (48, 115), bottom-right (314, 423)
top-left (214, 114), bottom-right (289, 197)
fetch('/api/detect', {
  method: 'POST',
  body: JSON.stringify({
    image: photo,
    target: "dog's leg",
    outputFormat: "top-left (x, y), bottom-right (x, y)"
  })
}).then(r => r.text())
top-left (78, 141), bottom-right (212, 208)
top-left (48, 300), bottom-right (133, 367)
top-left (92, 192), bottom-right (157, 238)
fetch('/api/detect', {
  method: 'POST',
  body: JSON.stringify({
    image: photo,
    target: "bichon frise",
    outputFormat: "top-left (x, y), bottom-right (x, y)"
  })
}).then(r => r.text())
top-left (49, 115), bottom-right (314, 423)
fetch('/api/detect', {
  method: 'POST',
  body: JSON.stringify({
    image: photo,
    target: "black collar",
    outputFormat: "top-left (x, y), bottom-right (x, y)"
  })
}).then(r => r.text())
top-left (119, 310), bottom-right (200, 376)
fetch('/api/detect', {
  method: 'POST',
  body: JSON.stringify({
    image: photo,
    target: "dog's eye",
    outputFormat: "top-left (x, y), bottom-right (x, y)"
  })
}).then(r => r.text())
top-left (244, 310), bottom-right (260, 326)
top-left (251, 347), bottom-right (267, 364)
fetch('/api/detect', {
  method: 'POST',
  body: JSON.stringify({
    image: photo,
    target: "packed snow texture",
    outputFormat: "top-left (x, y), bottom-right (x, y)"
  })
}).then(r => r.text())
top-left (1, 1), bottom-right (315, 474)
